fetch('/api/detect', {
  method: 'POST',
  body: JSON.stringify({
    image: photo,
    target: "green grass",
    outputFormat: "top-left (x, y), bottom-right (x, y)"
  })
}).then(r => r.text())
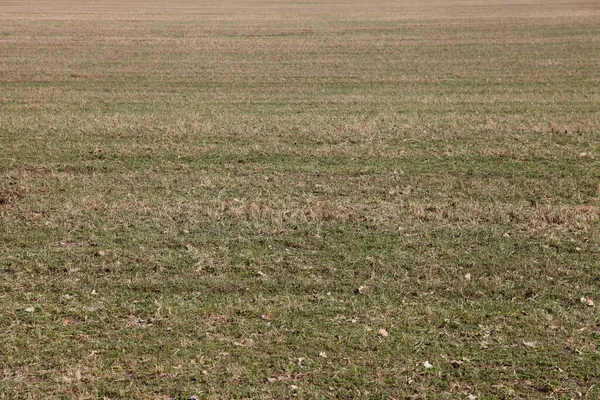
top-left (1, 0), bottom-right (599, 398)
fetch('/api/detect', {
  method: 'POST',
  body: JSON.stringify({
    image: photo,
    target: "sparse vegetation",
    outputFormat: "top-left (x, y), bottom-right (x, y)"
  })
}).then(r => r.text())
top-left (1, 0), bottom-right (599, 398)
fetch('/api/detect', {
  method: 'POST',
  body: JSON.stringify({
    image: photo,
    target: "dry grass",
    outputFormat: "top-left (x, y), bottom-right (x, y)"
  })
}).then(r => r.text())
top-left (1, 0), bottom-right (599, 398)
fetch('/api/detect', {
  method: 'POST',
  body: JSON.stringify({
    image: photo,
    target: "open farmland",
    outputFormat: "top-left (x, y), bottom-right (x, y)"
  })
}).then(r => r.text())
top-left (1, 0), bottom-right (599, 398)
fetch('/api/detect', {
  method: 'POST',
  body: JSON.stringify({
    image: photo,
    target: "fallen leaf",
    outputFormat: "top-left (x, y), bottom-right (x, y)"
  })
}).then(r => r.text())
top-left (468, 395), bottom-right (477, 400)
top-left (423, 361), bottom-right (433, 369)
top-left (522, 341), bottom-right (536, 348)
top-left (24, 307), bottom-right (35, 313)
top-left (464, 273), bottom-right (471, 282)
top-left (319, 351), bottom-right (328, 358)
top-left (378, 328), bottom-right (389, 337)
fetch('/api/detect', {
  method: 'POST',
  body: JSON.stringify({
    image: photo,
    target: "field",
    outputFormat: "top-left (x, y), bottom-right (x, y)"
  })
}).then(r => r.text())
top-left (1, 0), bottom-right (599, 398)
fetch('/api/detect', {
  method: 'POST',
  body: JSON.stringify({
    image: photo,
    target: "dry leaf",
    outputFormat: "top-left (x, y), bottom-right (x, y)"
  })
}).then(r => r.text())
top-left (468, 395), bottom-right (477, 400)
top-left (522, 341), bottom-right (536, 348)
top-left (378, 328), bottom-right (389, 337)
top-left (24, 307), bottom-right (35, 313)
top-left (423, 361), bottom-right (433, 369)
top-left (319, 351), bottom-right (328, 358)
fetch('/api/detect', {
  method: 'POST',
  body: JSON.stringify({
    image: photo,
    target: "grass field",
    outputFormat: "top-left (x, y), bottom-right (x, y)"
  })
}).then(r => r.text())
top-left (1, 0), bottom-right (599, 398)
